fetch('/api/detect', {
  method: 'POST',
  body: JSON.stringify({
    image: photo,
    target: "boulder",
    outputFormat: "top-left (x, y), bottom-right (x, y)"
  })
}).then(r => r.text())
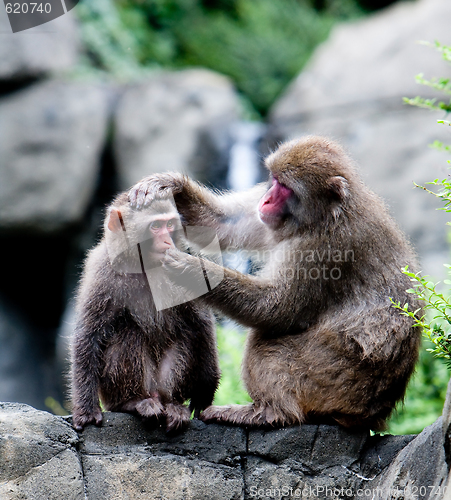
top-left (113, 69), bottom-right (241, 189)
top-left (0, 10), bottom-right (79, 81)
top-left (269, 0), bottom-right (451, 276)
top-left (1, 400), bottom-right (449, 500)
top-left (0, 403), bottom-right (83, 500)
top-left (0, 79), bottom-right (112, 231)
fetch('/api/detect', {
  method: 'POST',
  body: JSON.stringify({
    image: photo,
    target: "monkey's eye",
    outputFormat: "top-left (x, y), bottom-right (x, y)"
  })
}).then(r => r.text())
top-left (150, 221), bottom-right (162, 231)
top-left (167, 219), bottom-right (177, 230)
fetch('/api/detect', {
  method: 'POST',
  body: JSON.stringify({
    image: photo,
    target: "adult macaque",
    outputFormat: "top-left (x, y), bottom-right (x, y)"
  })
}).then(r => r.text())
top-left (128, 136), bottom-right (421, 431)
top-left (71, 193), bottom-right (220, 432)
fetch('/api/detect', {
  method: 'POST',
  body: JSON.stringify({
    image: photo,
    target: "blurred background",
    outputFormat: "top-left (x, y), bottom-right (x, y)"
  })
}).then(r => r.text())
top-left (0, 0), bottom-right (450, 434)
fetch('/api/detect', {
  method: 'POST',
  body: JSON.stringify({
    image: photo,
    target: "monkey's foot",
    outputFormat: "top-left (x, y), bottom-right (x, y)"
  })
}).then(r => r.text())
top-left (72, 406), bottom-right (103, 431)
top-left (164, 403), bottom-right (191, 433)
top-left (134, 397), bottom-right (164, 419)
top-left (200, 404), bottom-right (299, 428)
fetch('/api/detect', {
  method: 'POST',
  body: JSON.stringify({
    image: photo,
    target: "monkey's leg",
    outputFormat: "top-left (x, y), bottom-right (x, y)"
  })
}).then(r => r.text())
top-left (100, 331), bottom-right (165, 421)
top-left (156, 346), bottom-right (195, 431)
top-left (200, 402), bottom-right (303, 428)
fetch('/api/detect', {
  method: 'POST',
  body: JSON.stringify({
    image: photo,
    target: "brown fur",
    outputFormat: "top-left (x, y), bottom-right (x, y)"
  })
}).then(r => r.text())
top-left (129, 136), bottom-right (422, 431)
top-left (71, 193), bottom-right (220, 432)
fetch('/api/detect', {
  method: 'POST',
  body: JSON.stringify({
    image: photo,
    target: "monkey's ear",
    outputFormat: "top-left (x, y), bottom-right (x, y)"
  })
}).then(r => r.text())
top-left (327, 176), bottom-right (349, 201)
top-left (107, 209), bottom-right (124, 232)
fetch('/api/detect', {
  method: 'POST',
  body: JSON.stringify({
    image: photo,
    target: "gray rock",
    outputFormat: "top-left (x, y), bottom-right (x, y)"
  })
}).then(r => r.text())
top-left (360, 433), bottom-right (416, 478)
top-left (77, 413), bottom-right (245, 499)
top-left (271, 0), bottom-right (451, 117)
top-left (114, 69), bottom-right (241, 189)
top-left (79, 412), bottom-right (246, 466)
top-left (249, 424), bottom-right (368, 470)
top-left (269, 0), bottom-right (451, 276)
top-left (0, 79), bottom-right (111, 231)
top-left (0, 402), bottom-right (449, 499)
top-left (0, 403), bottom-right (83, 500)
top-left (82, 454), bottom-right (244, 500)
top-left (364, 418), bottom-right (447, 500)
top-left (0, 449), bottom-right (84, 500)
top-left (0, 10), bottom-right (79, 80)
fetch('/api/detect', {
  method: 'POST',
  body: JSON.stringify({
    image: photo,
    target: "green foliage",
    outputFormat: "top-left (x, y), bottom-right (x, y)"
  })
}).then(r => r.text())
top-left (75, 0), bottom-right (364, 114)
top-left (173, 0), bottom-right (338, 114)
top-left (213, 325), bottom-right (251, 406)
top-left (392, 267), bottom-right (451, 369)
top-left (404, 41), bottom-right (451, 115)
top-left (387, 40), bottom-right (451, 434)
top-left (397, 40), bottom-right (451, 366)
top-left (388, 341), bottom-right (448, 435)
top-left (75, 0), bottom-right (149, 80)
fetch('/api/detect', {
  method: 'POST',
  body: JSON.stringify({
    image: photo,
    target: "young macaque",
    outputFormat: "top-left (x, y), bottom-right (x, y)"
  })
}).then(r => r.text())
top-left (129, 136), bottom-right (422, 431)
top-left (71, 192), bottom-right (220, 433)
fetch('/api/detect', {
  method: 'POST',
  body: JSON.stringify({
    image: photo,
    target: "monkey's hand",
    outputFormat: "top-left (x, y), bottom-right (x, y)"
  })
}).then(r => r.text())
top-left (163, 248), bottom-right (224, 294)
top-left (128, 172), bottom-right (186, 209)
top-left (162, 247), bottom-right (197, 272)
top-left (72, 404), bottom-right (103, 432)
top-left (162, 248), bottom-right (205, 288)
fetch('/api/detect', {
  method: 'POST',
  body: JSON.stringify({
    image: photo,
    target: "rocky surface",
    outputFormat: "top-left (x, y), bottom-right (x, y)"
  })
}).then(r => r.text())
top-left (114, 69), bottom-right (241, 190)
top-left (0, 402), bottom-right (448, 500)
top-left (269, 0), bottom-right (451, 277)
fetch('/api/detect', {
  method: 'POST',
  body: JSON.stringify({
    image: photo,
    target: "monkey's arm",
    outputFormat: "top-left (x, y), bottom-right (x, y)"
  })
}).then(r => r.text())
top-left (163, 249), bottom-right (303, 331)
top-left (71, 311), bottom-right (107, 431)
top-left (129, 173), bottom-right (273, 251)
top-left (71, 247), bottom-right (113, 431)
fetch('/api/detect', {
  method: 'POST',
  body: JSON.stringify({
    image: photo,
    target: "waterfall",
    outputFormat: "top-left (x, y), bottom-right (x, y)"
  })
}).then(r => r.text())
top-left (227, 121), bottom-right (264, 192)
top-left (224, 121), bottom-right (265, 274)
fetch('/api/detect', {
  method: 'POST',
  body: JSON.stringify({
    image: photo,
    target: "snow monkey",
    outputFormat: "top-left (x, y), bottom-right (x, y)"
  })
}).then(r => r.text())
top-left (71, 192), bottom-right (220, 432)
top-left (128, 136), bottom-right (421, 431)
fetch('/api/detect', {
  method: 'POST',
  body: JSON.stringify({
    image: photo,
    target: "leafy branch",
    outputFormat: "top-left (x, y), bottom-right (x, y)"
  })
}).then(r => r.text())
top-left (397, 40), bottom-right (451, 368)
top-left (391, 266), bottom-right (451, 368)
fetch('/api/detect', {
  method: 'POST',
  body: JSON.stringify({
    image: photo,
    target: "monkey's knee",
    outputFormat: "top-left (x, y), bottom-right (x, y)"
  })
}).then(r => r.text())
top-left (164, 403), bottom-right (191, 433)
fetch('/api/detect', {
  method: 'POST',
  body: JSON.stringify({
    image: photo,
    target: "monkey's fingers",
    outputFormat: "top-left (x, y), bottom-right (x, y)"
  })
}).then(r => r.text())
top-left (200, 404), bottom-right (287, 427)
top-left (199, 405), bottom-right (233, 424)
top-left (162, 248), bottom-right (185, 266)
top-left (128, 173), bottom-right (185, 209)
top-left (134, 397), bottom-right (164, 419)
top-left (164, 403), bottom-right (191, 433)
top-left (72, 407), bottom-right (103, 431)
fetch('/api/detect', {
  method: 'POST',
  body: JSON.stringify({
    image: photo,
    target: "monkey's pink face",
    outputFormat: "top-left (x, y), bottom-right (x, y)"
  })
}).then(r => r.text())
top-left (258, 178), bottom-right (293, 226)
top-left (149, 215), bottom-right (178, 254)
